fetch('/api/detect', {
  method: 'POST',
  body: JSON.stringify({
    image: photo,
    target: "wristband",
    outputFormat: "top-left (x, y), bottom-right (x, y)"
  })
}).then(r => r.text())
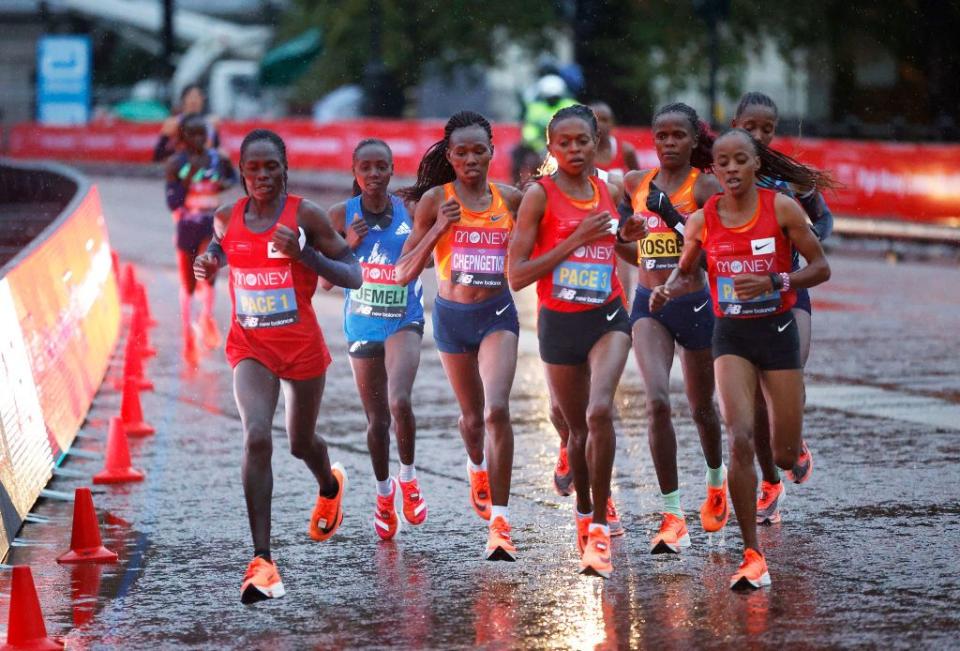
top-left (769, 272), bottom-right (783, 291)
top-left (615, 226), bottom-right (629, 244)
top-left (779, 272), bottom-right (791, 293)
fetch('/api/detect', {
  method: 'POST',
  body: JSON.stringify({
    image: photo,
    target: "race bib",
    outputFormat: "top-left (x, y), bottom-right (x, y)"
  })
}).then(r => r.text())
top-left (350, 263), bottom-right (408, 319)
top-left (233, 265), bottom-right (299, 328)
top-left (450, 226), bottom-right (508, 288)
top-left (552, 242), bottom-right (614, 305)
top-left (714, 253), bottom-right (780, 316)
top-left (638, 214), bottom-right (681, 270)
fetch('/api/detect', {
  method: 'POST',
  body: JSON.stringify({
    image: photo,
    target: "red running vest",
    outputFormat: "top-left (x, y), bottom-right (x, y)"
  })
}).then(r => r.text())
top-left (534, 175), bottom-right (624, 313)
top-left (701, 188), bottom-right (796, 318)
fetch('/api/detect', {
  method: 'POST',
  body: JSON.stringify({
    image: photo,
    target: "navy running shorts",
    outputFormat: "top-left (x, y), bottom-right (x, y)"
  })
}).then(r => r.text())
top-left (630, 285), bottom-right (714, 351)
top-left (432, 291), bottom-right (519, 354)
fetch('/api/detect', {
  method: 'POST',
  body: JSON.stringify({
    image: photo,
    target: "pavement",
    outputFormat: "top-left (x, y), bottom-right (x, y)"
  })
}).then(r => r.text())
top-left (1, 173), bottom-right (959, 649)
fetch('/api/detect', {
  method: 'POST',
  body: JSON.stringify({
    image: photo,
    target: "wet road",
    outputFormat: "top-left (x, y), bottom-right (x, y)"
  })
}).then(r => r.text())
top-left (3, 174), bottom-right (959, 649)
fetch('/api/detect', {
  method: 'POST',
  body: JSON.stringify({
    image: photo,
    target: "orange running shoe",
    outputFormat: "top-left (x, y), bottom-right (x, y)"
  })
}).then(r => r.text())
top-left (485, 516), bottom-right (517, 562)
top-left (756, 480), bottom-right (785, 524)
top-left (466, 462), bottom-right (491, 521)
top-left (785, 440), bottom-right (814, 484)
top-left (579, 527), bottom-right (613, 579)
top-left (700, 480), bottom-right (730, 533)
top-left (607, 497), bottom-right (625, 537)
top-left (309, 462), bottom-right (347, 542)
top-left (730, 548), bottom-right (771, 590)
top-left (399, 477), bottom-right (428, 526)
top-left (650, 512), bottom-right (691, 554)
top-left (553, 447), bottom-right (574, 496)
top-left (183, 329), bottom-right (199, 367)
top-left (240, 557), bottom-right (285, 604)
top-left (200, 314), bottom-right (222, 349)
top-left (374, 478), bottom-right (399, 541)
top-left (575, 511), bottom-right (592, 556)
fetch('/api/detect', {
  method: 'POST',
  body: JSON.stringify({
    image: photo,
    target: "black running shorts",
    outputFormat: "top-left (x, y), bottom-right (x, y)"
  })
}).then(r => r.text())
top-left (712, 313), bottom-right (801, 371)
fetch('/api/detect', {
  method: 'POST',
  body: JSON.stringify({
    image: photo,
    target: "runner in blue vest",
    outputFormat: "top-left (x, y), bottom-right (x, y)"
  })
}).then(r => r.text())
top-left (325, 139), bottom-right (427, 540)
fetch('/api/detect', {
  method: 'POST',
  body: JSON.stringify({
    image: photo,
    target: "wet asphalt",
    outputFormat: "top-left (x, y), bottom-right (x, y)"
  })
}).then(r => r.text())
top-left (1, 175), bottom-right (959, 649)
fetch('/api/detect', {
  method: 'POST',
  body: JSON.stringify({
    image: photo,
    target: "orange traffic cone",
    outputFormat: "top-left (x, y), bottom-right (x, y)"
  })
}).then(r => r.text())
top-left (0, 566), bottom-right (63, 650)
top-left (92, 417), bottom-right (145, 484)
top-left (56, 488), bottom-right (119, 564)
top-left (136, 283), bottom-right (157, 328)
top-left (120, 264), bottom-right (138, 304)
top-left (130, 308), bottom-right (156, 358)
top-left (113, 335), bottom-right (153, 392)
top-left (120, 376), bottom-right (155, 437)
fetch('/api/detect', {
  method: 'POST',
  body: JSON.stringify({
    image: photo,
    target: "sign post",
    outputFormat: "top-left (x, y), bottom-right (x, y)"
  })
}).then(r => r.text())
top-left (37, 35), bottom-right (92, 125)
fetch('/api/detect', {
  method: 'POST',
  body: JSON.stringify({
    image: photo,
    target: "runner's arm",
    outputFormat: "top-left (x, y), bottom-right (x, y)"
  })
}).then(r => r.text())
top-left (193, 204), bottom-right (232, 279)
top-left (318, 202), bottom-right (347, 291)
top-left (777, 193), bottom-right (831, 290)
top-left (294, 200), bottom-right (362, 290)
top-left (164, 156), bottom-right (188, 211)
top-left (394, 188), bottom-right (445, 285)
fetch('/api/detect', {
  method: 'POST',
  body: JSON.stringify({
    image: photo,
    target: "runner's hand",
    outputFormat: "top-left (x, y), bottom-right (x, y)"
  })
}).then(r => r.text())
top-left (432, 198), bottom-right (461, 235)
top-left (193, 253), bottom-right (219, 280)
top-left (272, 224), bottom-right (303, 259)
top-left (733, 273), bottom-right (774, 300)
top-left (649, 284), bottom-right (671, 312)
top-left (160, 116), bottom-right (179, 137)
top-left (346, 214), bottom-right (368, 249)
top-left (572, 210), bottom-right (616, 245)
top-left (619, 214), bottom-right (649, 241)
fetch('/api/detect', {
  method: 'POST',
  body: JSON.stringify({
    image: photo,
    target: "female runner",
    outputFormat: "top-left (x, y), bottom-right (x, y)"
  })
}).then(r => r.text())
top-left (732, 92), bottom-right (834, 523)
top-left (325, 139), bottom-right (427, 541)
top-left (193, 129), bottom-right (362, 604)
top-left (164, 113), bottom-right (236, 365)
top-left (509, 104), bottom-right (645, 579)
top-left (395, 111), bottom-right (523, 561)
top-left (618, 103), bottom-right (727, 554)
top-left (651, 128), bottom-right (831, 589)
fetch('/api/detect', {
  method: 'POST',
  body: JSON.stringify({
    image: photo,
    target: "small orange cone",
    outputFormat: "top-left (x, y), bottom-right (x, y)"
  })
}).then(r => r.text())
top-left (120, 263), bottom-right (138, 304)
top-left (0, 566), bottom-right (63, 650)
top-left (136, 283), bottom-right (157, 328)
top-left (120, 376), bottom-right (155, 437)
top-left (130, 308), bottom-right (156, 358)
top-left (92, 417), bottom-right (145, 485)
top-left (113, 335), bottom-right (153, 392)
top-left (56, 488), bottom-right (119, 564)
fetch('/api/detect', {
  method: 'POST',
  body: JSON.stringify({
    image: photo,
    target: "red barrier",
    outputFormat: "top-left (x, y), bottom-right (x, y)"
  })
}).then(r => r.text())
top-left (7, 120), bottom-right (960, 225)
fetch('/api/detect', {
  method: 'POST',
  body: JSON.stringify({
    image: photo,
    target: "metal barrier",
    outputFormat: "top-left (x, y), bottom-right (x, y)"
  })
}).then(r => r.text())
top-left (0, 159), bottom-right (120, 559)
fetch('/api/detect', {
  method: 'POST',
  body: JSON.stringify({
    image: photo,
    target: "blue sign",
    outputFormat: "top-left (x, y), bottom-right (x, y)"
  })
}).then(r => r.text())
top-left (37, 35), bottom-right (91, 125)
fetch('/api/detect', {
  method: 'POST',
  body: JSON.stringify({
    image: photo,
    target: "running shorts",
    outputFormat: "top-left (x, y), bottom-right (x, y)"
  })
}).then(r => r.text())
top-left (630, 285), bottom-right (713, 351)
top-left (347, 321), bottom-right (425, 359)
top-left (538, 297), bottom-right (631, 365)
top-left (432, 291), bottom-right (519, 354)
top-left (176, 214), bottom-right (214, 255)
top-left (712, 313), bottom-right (800, 371)
top-left (794, 287), bottom-right (811, 314)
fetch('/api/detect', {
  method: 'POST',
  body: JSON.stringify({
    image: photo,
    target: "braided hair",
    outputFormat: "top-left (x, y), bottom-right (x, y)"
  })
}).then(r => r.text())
top-left (735, 92), bottom-right (779, 120)
top-left (239, 129), bottom-right (288, 195)
top-left (351, 138), bottom-right (392, 196)
top-left (398, 111), bottom-right (493, 202)
top-left (716, 128), bottom-right (835, 190)
top-left (652, 102), bottom-right (715, 172)
top-left (537, 104), bottom-right (600, 176)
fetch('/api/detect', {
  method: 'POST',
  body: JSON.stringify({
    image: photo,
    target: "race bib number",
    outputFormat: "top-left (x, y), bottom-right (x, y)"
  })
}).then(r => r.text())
top-left (450, 226), bottom-right (507, 288)
top-left (350, 263), bottom-right (408, 319)
top-left (714, 251), bottom-right (781, 316)
top-left (552, 242), bottom-right (614, 305)
top-left (233, 265), bottom-right (299, 328)
top-left (638, 214), bottom-right (681, 270)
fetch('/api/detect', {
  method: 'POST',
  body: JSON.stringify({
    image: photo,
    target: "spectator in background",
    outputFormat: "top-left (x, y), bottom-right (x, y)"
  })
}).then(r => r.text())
top-left (154, 84), bottom-right (221, 162)
top-left (521, 74), bottom-right (577, 154)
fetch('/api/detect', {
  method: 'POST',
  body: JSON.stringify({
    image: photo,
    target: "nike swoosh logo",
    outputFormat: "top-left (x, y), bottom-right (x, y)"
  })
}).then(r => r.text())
top-left (778, 320), bottom-right (793, 333)
top-left (693, 300), bottom-right (709, 312)
top-left (755, 242), bottom-right (771, 251)
top-left (606, 308), bottom-right (620, 321)
top-left (490, 214), bottom-right (504, 222)
top-left (495, 305), bottom-right (510, 316)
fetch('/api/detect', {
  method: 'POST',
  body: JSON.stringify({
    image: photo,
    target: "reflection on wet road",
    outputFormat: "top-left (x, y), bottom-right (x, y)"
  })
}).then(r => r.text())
top-left (1, 176), bottom-right (958, 649)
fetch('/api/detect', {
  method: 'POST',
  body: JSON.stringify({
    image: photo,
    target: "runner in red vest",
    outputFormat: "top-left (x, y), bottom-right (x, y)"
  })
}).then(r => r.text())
top-left (509, 104), bottom-right (648, 579)
top-left (650, 128), bottom-right (832, 590)
top-left (193, 129), bottom-right (362, 604)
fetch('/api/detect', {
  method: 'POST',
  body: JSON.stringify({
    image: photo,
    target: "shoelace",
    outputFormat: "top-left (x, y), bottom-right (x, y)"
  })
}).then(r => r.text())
top-left (475, 474), bottom-right (490, 499)
top-left (244, 560), bottom-right (271, 581)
